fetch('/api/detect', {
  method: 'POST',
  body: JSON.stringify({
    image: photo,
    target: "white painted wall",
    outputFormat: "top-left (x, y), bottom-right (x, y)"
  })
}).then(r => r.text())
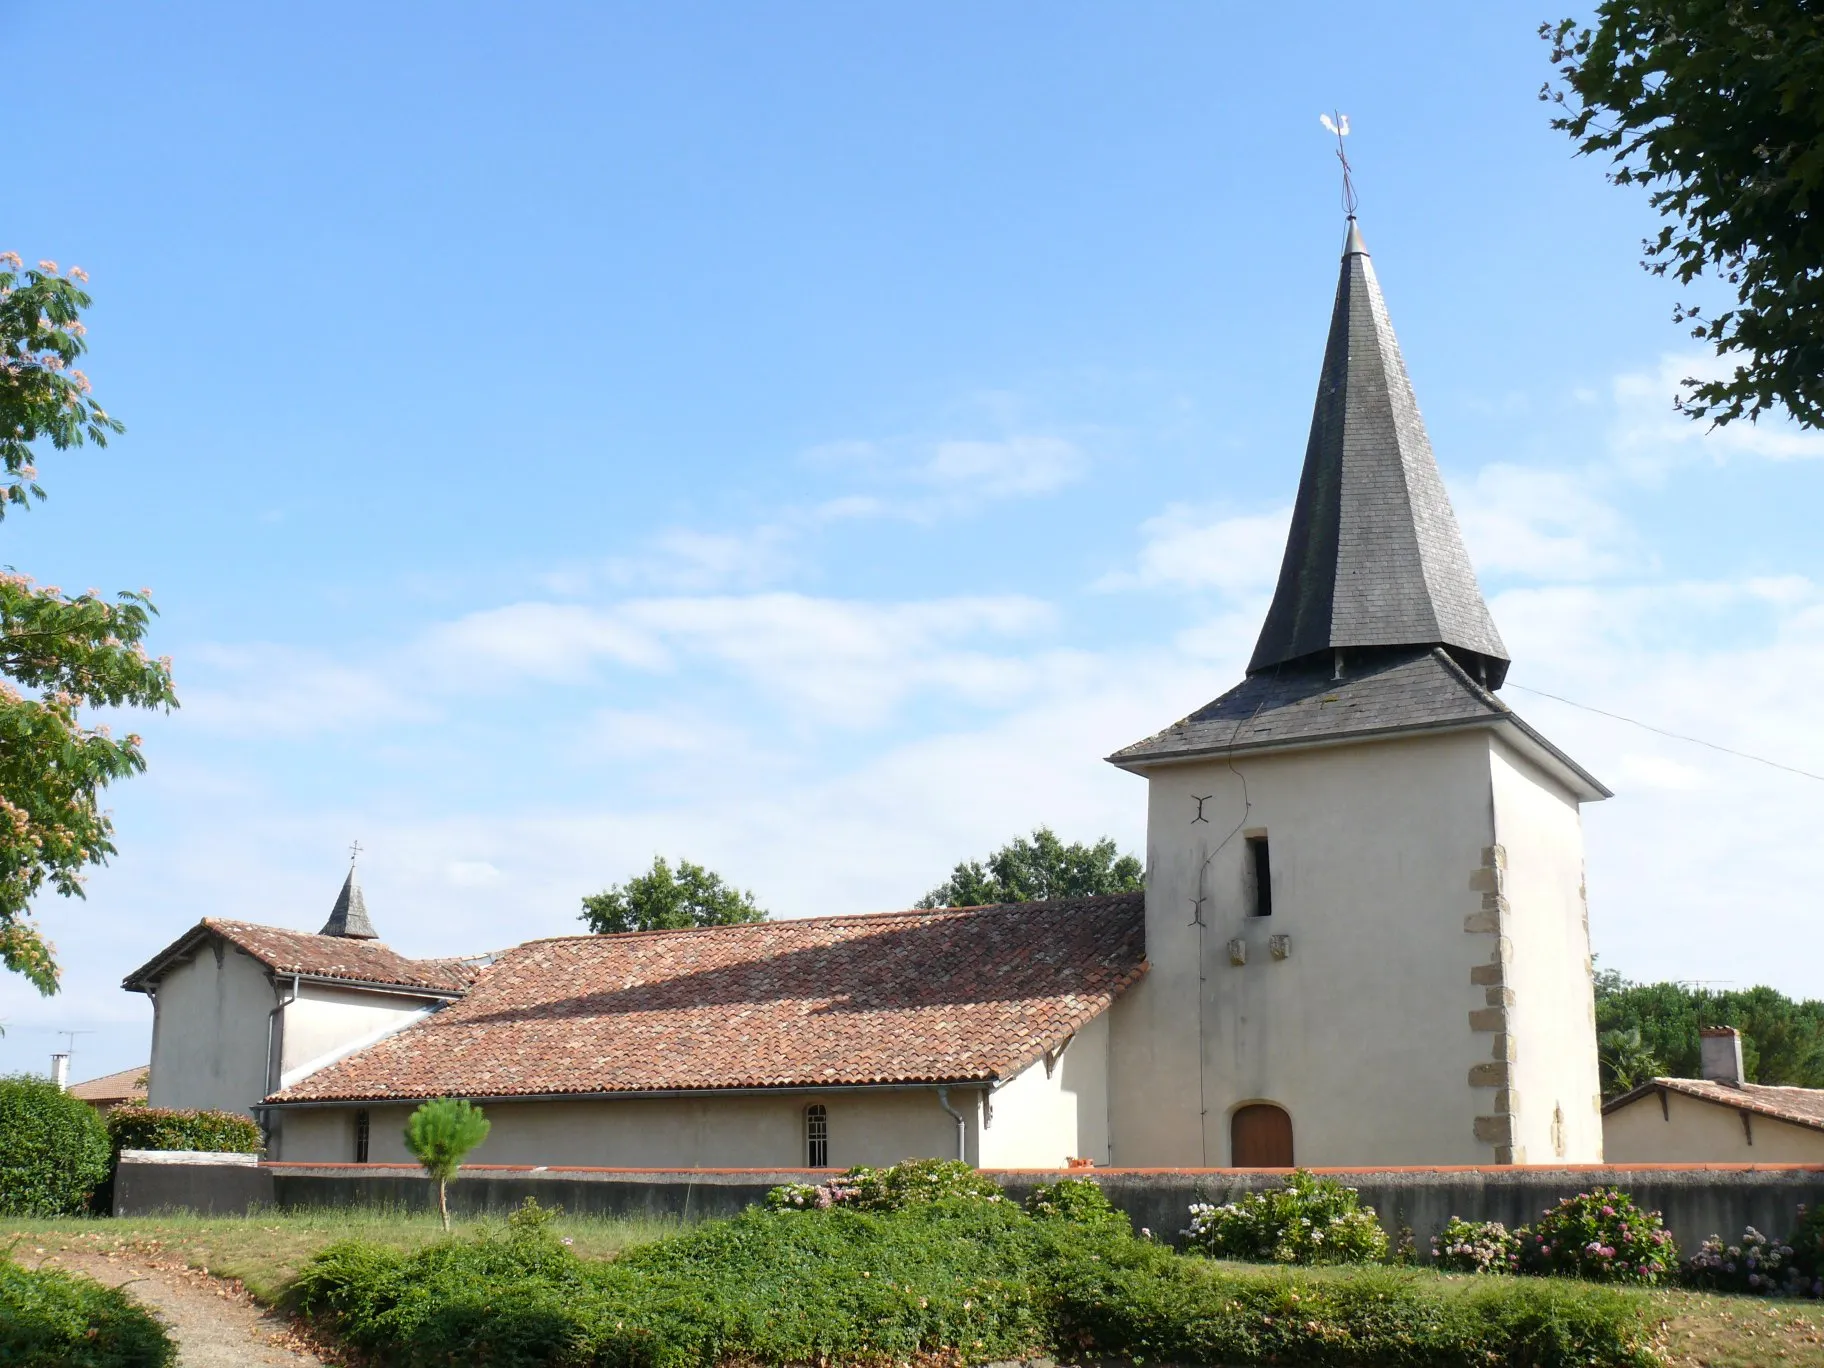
top-left (1605, 1088), bottom-right (1824, 1163)
top-left (278, 984), bottom-right (438, 1088)
top-left (1111, 724), bottom-right (1602, 1167)
top-left (979, 1011), bottom-right (1110, 1168)
top-left (1490, 739), bottom-right (1604, 1161)
top-left (146, 942), bottom-right (277, 1117)
top-left (274, 1087), bottom-right (982, 1168)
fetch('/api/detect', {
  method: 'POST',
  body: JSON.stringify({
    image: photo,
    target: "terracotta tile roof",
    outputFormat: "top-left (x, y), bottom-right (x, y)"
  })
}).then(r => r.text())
top-left (266, 893), bottom-right (1147, 1105)
top-left (1606, 1077), bottom-right (1824, 1134)
top-left (68, 1065), bottom-right (149, 1105)
top-left (122, 920), bottom-right (479, 995)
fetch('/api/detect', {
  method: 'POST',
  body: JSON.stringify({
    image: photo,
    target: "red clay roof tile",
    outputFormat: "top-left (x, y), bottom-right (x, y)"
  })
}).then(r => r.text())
top-left (122, 920), bottom-right (479, 995)
top-left (266, 893), bottom-right (1146, 1104)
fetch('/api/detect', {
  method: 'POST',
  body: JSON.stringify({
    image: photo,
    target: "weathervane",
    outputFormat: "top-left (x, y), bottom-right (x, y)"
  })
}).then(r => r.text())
top-left (1320, 111), bottom-right (1357, 218)
top-left (349, 839), bottom-right (363, 865)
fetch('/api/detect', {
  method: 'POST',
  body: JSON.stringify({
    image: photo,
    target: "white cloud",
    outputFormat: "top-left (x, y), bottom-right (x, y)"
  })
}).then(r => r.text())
top-left (1098, 504), bottom-right (1290, 595)
top-left (921, 436), bottom-right (1087, 499)
top-left (800, 432), bottom-right (1090, 517)
top-left (1454, 464), bottom-right (1635, 582)
top-left (420, 602), bottom-right (668, 684)
top-left (179, 645), bottom-right (434, 737)
top-left (1611, 353), bottom-right (1824, 477)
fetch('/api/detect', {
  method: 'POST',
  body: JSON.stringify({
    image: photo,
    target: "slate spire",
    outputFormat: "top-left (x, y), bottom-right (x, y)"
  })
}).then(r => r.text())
top-left (320, 852), bottom-right (378, 939)
top-left (1248, 219), bottom-right (1509, 688)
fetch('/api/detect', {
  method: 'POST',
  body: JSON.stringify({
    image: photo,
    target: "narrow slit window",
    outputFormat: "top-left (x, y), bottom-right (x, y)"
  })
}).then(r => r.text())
top-left (805, 1103), bottom-right (829, 1168)
top-left (355, 1109), bottom-right (370, 1164)
top-left (1247, 835), bottom-right (1272, 917)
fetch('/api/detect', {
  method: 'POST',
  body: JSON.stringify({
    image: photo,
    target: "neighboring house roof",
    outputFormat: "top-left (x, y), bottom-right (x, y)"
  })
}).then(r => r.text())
top-left (1106, 646), bottom-right (1609, 798)
top-left (123, 919), bottom-right (479, 996)
top-left (1249, 218), bottom-right (1508, 686)
top-left (1604, 1077), bottom-right (1824, 1135)
top-left (68, 1065), bottom-right (149, 1106)
top-left (264, 893), bottom-right (1149, 1106)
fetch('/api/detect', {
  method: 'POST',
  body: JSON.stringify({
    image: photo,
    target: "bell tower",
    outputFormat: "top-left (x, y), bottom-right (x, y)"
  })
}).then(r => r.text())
top-left (1103, 219), bottom-right (1608, 1167)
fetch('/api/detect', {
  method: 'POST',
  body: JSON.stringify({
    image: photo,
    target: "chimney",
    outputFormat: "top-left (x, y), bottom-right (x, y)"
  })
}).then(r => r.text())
top-left (1699, 1026), bottom-right (1745, 1087)
top-left (50, 1053), bottom-right (70, 1090)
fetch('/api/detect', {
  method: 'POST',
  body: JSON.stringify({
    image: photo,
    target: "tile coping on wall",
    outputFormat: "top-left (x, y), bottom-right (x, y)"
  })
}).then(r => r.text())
top-left (257, 1161), bottom-right (1824, 1176)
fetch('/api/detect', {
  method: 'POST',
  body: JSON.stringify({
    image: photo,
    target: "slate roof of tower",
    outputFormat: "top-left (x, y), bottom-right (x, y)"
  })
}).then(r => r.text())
top-left (264, 893), bottom-right (1148, 1105)
top-left (122, 919), bottom-right (479, 996)
top-left (1248, 219), bottom-right (1509, 685)
top-left (1107, 646), bottom-right (1607, 796)
top-left (320, 865), bottom-right (378, 939)
top-left (1605, 1077), bottom-right (1824, 1135)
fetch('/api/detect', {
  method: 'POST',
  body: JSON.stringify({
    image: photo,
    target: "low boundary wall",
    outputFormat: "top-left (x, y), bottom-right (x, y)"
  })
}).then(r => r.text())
top-left (113, 1159), bottom-right (1824, 1253)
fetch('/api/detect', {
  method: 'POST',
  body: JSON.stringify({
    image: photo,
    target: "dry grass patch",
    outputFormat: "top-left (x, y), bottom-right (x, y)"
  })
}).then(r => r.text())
top-left (1645, 1287), bottom-right (1824, 1367)
top-left (0, 1207), bottom-right (673, 1303)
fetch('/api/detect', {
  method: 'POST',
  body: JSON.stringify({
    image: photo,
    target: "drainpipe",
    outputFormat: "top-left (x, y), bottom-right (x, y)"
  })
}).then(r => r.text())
top-left (266, 973), bottom-right (301, 1093)
top-left (935, 1086), bottom-right (967, 1163)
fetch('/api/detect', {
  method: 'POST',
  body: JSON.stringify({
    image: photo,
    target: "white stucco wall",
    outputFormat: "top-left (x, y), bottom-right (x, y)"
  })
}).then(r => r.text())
top-left (978, 1011), bottom-right (1110, 1168)
top-left (278, 984), bottom-right (439, 1088)
top-left (274, 1087), bottom-right (982, 1168)
top-left (1489, 739), bottom-right (1604, 1162)
top-left (1605, 1088), bottom-right (1824, 1163)
top-left (1111, 724), bottom-right (1601, 1168)
top-left (147, 941), bottom-right (277, 1117)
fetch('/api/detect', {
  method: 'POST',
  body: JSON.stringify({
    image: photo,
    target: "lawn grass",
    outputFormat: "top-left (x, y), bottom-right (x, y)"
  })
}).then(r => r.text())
top-left (5, 1209), bottom-right (1823, 1366)
top-left (1, 1206), bottom-right (675, 1302)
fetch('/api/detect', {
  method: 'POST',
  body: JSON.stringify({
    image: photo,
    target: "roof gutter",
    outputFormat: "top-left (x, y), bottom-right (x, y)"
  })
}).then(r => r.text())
top-left (262, 1080), bottom-right (997, 1110)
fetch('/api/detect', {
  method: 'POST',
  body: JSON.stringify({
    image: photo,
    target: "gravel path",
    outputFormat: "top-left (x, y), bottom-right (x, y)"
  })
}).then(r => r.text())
top-left (33, 1247), bottom-right (329, 1367)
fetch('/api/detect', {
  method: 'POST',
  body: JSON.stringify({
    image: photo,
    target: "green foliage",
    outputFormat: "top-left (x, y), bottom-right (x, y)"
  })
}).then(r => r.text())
top-left (1594, 970), bottom-right (1824, 1096)
top-left (1790, 1202), bottom-right (1824, 1290)
top-left (1542, 6), bottom-right (1824, 430)
top-left (106, 1106), bottom-right (263, 1158)
top-left (765, 1157), bottom-right (1007, 1212)
top-left (0, 1075), bottom-right (110, 1216)
top-left (0, 1257), bottom-right (175, 1367)
top-left (404, 1098), bottom-right (491, 1229)
top-left (0, 255), bottom-right (173, 993)
top-left (1431, 1217), bottom-right (1523, 1274)
top-left (1023, 1176), bottom-right (1130, 1233)
top-left (1520, 1187), bottom-right (1678, 1285)
top-left (292, 1199), bottom-right (1660, 1368)
top-left (917, 827), bottom-right (1143, 908)
top-left (1182, 1171), bottom-right (1390, 1266)
top-left (580, 856), bottom-right (767, 935)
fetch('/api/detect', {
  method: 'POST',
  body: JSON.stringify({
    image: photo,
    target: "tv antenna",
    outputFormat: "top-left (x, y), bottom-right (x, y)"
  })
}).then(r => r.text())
top-left (1320, 111), bottom-right (1357, 218)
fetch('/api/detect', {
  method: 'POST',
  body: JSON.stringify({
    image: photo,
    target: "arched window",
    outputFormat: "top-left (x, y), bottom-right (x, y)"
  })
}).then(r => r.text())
top-left (1230, 1103), bottom-right (1293, 1168)
top-left (805, 1103), bottom-right (829, 1168)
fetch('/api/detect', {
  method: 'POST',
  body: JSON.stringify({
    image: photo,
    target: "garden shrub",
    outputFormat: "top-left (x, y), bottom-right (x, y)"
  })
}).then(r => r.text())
top-left (1431, 1216), bottom-right (1523, 1274)
top-left (765, 1156), bottom-right (1006, 1212)
top-left (0, 1075), bottom-right (111, 1216)
top-left (0, 1256), bottom-right (175, 1367)
top-left (1182, 1170), bottom-right (1389, 1265)
top-left (1683, 1226), bottom-right (1812, 1296)
top-left (1791, 1202), bottom-right (1824, 1293)
top-left (1023, 1176), bottom-right (1129, 1233)
top-left (106, 1106), bottom-right (263, 1157)
top-left (1519, 1187), bottom-right (1678, 1285)
top-left (292, 1198), bottom-right (1660, 1367)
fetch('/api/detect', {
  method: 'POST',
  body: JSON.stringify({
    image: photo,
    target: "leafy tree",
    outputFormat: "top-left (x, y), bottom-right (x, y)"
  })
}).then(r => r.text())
top-left (404, 1097), bottom-right (491, 1230)
top-left (1594, 969), bottom-right (1824, 1097)
top-left (1, 254), bottom-right (175, 992)
top-left (1542, 6), bottom-right (1824, 429)
top-left (580, 856), bottom-right (767, 935)
top-left (0, 1073), bottom-right (111, 1215)
top-left (916, 827), bottom-right (1142, 909)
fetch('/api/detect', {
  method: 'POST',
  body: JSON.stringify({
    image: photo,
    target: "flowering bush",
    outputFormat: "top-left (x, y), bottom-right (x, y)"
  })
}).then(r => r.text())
top-left (1024, 1177), bottom-right (1129, 1232)
top-left (1430, 1216), bottom-right (1522, 1274)
top-left (1683, 1227), bottom-right (1814, 1296)
top-left (766, 1158), bottom-right (1005, 1212)
top-left (1182, 1170), bottom-right (1389, 1265)
top-left (1519, 1187), bottom-right (1678, 1285)
top-left (1791, 1203), bottom-right (1824, 1295)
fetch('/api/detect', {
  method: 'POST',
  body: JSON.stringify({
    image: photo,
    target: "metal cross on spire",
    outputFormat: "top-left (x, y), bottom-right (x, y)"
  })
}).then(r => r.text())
top-left (349, 839), bottom-right (363, 865)
top-left (1319, 111), bottom-right (1357, 218)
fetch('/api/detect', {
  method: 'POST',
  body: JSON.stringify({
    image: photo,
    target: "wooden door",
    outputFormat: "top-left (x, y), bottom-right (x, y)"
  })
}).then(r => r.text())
top-left (1231, 1104), bottom-right (1294, 1167)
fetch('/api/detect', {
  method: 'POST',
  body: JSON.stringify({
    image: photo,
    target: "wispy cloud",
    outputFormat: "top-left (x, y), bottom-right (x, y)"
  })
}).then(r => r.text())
top-left (1611, 353), bottom-right (1824, 478)
top-left (1096, 504), bottom-right (1290, 595)
top-left (1454, 463), bottom-right (1637, 583)
top-left (802, 431), bottom-right (1090, 517)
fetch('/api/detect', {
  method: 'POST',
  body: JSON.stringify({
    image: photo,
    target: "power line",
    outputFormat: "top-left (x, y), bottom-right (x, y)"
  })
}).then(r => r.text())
top-left (1506, 682), bottom-right (1824, 784)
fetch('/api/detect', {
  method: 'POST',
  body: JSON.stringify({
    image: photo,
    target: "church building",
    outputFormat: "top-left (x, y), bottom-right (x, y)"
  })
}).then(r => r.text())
top-left (125, 216), bottom-right (1608, 1169)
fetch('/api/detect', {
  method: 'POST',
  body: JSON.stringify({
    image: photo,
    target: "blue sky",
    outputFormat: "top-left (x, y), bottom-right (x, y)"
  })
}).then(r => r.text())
top-left (5, 2), bottom-right (1822, 1082)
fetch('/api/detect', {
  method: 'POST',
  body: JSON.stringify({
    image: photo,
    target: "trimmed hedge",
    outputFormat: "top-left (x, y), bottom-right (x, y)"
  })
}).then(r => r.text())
top-left (294, 1196), bottom-right (1660, 1368)
top-left (0, 1075), bottom-right (111, 1216)
top-left (106, 1106), bottom-right (263, 1157)
top-left (0, 1258), bottom-right (175, 1367)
